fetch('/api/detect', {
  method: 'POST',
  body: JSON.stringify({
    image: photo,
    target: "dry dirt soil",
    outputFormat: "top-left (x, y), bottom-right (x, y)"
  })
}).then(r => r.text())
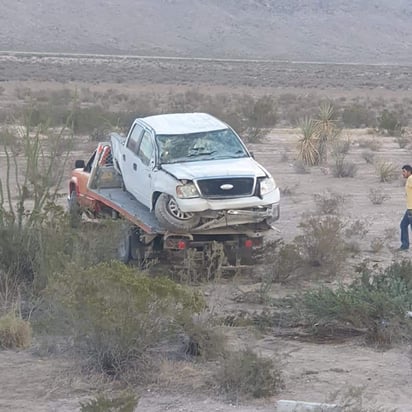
top-left (0, 56), bottom-right (412, 411)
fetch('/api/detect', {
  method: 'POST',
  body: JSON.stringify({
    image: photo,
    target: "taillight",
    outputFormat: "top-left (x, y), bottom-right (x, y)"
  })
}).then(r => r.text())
top-left (244, 239), bottom-right (253, 248)
top-left (178, 240), bottom-right (187, 250)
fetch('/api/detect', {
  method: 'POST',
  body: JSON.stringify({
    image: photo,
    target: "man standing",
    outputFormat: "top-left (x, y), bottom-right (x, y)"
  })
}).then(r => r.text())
top-left (400, 165), bottom-right (412, 250)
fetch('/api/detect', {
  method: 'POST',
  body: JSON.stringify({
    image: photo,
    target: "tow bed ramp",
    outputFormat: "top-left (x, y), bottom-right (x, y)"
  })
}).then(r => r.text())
top-left (89, 187), bottom-right (164, 235)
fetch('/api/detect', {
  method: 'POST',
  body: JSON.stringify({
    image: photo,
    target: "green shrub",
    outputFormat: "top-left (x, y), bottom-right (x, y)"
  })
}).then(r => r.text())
top-left (80, 393), bottom-right (138, 412)
top-left (341, 104), bottom-right (375, 128)
top-left (297, 260), bottom-right (412, 345)
top-left (0, 312), bottom-right (31, 349)
top-left (47, 261), bottom-right (205, 377)
top-left (215, 348), bottom-right (283, 400)
top-left (378, 109), bottom-right (404, 136)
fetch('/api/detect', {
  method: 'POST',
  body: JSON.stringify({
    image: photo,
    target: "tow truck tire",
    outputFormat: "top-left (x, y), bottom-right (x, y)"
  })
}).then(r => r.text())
top-left (68, 190), bottom-right (82, 227)
top-left (155, 193), bottom-right (200, 233)
top-left (117, 231), bottom-right (131, 264)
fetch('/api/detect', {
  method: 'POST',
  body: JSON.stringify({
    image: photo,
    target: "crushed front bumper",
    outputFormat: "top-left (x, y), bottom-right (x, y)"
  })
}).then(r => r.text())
top-left (195, 203), bottom-right (280, 231)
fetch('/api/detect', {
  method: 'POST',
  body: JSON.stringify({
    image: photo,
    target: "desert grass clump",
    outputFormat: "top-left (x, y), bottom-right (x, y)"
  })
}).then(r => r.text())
top-left (375, 160), bottom-right (398, 183)
top-left (215, 348), bottom-right (283, 401)
top-left (0, 312), bottom-right (31, 349)
top-left (368, 188), bottom-right (391, 205)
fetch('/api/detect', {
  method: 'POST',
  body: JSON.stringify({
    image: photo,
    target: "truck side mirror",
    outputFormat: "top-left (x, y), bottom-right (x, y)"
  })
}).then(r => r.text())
top-left (75, 159), bottom-right (85, 169)
top-left (250, 151), bottom-right (255, 159)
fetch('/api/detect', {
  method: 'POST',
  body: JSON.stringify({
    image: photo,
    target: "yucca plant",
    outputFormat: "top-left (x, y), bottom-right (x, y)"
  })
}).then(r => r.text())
top-left (314, 102), bottom-right (338, 164)
top-left (297, 117), bottom-right (319, 166)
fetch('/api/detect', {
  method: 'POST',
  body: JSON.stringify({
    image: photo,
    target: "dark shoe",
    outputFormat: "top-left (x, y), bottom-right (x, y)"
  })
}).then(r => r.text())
top-left (399, 246), bottom-right (409, 251)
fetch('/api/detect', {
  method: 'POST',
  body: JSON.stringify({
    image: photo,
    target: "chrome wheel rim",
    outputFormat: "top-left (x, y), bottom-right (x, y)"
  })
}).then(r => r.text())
top-left (167, 197), bottom-right (194, 220)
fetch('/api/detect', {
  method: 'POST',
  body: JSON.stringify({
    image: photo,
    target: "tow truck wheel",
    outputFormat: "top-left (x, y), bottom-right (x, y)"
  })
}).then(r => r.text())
top-left (68, 190), bottom-right (82, 227)
top-left (154, 193), bottom-right (200, 233)
top-left (117, 230), bottom-right (131, 264)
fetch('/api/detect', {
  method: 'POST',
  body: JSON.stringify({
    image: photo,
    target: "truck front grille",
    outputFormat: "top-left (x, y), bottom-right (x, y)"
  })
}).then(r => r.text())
top-left (196, 177), bottom-right (255, 198)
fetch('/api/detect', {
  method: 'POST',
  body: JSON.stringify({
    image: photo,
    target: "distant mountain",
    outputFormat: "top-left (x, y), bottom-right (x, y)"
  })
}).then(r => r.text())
top-left (1, 0), bottom-right (411, 64)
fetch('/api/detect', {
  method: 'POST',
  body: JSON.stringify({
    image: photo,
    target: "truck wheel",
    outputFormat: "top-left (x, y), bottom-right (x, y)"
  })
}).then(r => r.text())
top-left (68, 191), bottom-right (82, 227)
top-left (155, 193), bottom-right (200, 233)
top-left (117, 230), bottom-right (131, 264)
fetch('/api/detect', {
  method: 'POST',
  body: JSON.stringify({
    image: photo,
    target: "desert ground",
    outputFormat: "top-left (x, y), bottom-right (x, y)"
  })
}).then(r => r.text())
top-left (0, 54), bottom-right (412, 411)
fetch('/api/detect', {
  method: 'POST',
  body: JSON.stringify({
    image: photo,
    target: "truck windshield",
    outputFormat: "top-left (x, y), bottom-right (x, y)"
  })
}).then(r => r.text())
top-left (156, 129), bottom-right (248, 164)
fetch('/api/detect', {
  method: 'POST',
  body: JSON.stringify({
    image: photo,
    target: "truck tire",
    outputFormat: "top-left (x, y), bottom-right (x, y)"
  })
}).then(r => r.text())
top-left (117, 230), bottom-right (131, 264)
top-left (68, 190), bottom-right (82, 227)
top-left (155, 193), bottom-right (200, 233)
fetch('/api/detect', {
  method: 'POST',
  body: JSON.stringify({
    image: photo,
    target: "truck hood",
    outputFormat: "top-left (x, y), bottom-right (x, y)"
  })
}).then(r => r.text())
top-left (161, 157), bottom-right (268, 180)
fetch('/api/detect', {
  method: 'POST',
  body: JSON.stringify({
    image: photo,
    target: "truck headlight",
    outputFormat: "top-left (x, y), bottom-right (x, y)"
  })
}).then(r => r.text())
top-left (259, 177), bottom-right (276, 196)
top-left (176, 183), bottom-right (200, 199)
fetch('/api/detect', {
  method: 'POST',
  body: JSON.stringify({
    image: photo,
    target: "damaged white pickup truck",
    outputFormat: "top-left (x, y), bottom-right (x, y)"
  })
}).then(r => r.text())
top-left (111, 112), bottom-right (280, 233)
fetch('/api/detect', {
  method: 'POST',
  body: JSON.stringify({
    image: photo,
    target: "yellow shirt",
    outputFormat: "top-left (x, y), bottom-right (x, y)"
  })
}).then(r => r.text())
top-left (406, 175), bottom-right (412, 209)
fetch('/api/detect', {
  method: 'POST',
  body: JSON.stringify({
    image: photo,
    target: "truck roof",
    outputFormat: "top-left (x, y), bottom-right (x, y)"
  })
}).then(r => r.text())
top-left (140, 112), bottom-right (228, 135)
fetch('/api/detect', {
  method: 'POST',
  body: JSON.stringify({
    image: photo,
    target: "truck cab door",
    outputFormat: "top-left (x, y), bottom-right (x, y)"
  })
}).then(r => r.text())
top-left (133, 130), bottom-right (156, 208)
top-left (122, 123), bottom-right (144, 200)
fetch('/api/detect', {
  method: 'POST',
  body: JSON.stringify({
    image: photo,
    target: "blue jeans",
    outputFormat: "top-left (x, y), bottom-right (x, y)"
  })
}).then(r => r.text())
top-left (400, 210), bottom-right (412, 249)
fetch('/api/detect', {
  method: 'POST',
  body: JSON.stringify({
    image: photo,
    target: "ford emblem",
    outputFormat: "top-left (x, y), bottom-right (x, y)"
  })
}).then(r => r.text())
top-left (220, 184), bottom-right (234, 190)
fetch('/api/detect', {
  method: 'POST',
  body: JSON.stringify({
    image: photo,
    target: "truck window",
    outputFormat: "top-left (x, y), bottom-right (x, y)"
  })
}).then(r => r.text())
top-left (137, 131), bottom-right (154, 166)
top-left (127, 124), bottom-right (144, 154)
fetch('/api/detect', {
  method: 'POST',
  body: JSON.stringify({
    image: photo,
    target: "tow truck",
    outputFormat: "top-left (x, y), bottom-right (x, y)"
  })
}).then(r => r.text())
top-left (68, 142), bottom-right (275, 268)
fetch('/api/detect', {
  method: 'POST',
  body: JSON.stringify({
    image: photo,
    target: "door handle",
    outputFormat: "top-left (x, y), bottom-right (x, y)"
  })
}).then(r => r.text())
top-left (122, 154), bottom-right (126, 161)
top-left (133, 163), bottom-right (137, 170)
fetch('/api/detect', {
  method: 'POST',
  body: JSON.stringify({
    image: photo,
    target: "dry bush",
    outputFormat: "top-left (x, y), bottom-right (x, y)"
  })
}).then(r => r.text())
top-left (259, 240), bottom-right (304, 293)
top-left (368, 188), bottom-right (391, 205)
top-left (184, 320), bottom-right (226, 360)
top-left (292, 159), bottom-right (311, 174)
top-left (370, 237), bottom-right (385, 253)
top-left (331, 159), bottom-right (358, 178)
top-left (395, 135), bottom-right (410, 148)
top-left (313, 189), bottom-right (347, 215)
top-left (375, 160), bottom-right (398, 182)
top-left (295, 215), bottom-right (349, 273)
top-left (215, 348), bottom-right (283, 401)
top-left (0, 312), bottom-right (31, 349)
top-left (329, 386), bottom-right (397, 412)
top-left (361, 150), bottom-right (375, 164)
top-left (358, 139), bottom-right (381, 151)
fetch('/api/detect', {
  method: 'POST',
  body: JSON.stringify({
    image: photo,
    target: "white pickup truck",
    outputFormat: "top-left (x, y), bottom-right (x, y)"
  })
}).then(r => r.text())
top-left (111, 112), bottom-right (280, 233)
